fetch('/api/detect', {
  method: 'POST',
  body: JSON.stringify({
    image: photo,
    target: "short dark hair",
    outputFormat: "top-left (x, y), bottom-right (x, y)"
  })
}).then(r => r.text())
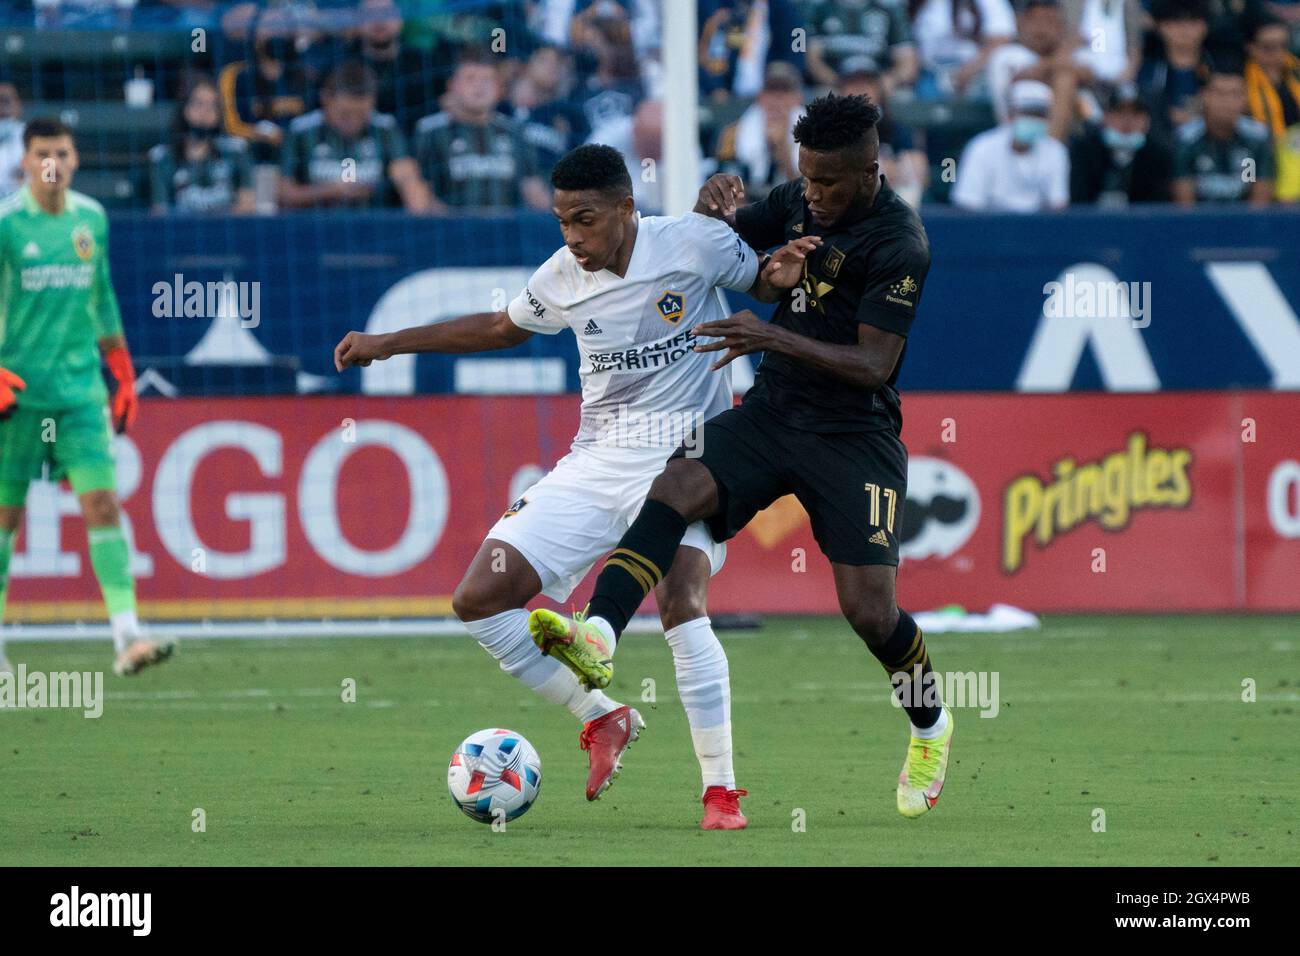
top-left (792, 92), bottom-right (881, 157)
top-left (1249, 15), bottom-right (1288, 40)
top-left (323, 60), bottom-right (378, 98)
top-left (551, 143), bottom-right (632, 201)
top-left (22, 117), bottom-right (73, 149)
top-left (1207, 56), bottom-right (1247, 79)
top-left (1150, 0), bottom-right (1209, 23)
top-left (455, 46), bottom-right (496, 70)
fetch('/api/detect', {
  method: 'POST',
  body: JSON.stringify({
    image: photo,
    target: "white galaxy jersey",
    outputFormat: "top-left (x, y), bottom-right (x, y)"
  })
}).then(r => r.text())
top-left (507, 212), bottom-right (759, 465)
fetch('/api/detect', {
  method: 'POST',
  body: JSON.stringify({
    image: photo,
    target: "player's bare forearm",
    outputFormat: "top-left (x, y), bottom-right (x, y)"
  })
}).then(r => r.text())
top-left (334, 311), bottom-right (531, 371)
top-left (762, 325), bottom-right (894, 391)
top-left (747, 236), bottom-right (822, 302)
top-left (695, 310), bottom-right (901, 391)
top-left (747, 273), bottom-right (786, 303)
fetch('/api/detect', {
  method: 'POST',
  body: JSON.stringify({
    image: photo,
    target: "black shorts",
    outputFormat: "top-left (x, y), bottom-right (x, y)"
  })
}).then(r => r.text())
top-left (672, 399), bottom-right (908, 566)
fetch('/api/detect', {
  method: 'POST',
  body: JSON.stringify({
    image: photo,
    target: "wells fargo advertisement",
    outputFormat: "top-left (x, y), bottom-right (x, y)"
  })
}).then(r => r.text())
top-left (6, 393), bottom-right (1298, 620)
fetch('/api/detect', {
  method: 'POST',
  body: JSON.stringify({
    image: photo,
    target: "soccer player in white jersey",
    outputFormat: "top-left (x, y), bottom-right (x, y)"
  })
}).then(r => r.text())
top-left (335, 144), bottom-right (811, 829)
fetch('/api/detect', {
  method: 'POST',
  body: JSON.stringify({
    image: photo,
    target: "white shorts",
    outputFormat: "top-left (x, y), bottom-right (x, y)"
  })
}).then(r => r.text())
top-left (486, 448), bottom-right (726, 602)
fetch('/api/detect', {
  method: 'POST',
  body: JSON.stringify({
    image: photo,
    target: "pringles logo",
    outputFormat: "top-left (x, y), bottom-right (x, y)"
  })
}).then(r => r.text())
top-left (1002, 432), bottom-right (1192, 573)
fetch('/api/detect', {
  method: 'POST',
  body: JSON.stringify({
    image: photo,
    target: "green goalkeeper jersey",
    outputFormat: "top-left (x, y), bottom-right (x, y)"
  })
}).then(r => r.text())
top-left (0, 184), bottom-right (123, 409)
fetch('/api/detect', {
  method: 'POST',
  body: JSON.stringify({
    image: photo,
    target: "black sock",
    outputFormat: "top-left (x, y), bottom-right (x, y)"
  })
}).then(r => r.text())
top-left (586, 499), bottom-right (689, 640)
top-left (867, 608), bottom-right (941, 730)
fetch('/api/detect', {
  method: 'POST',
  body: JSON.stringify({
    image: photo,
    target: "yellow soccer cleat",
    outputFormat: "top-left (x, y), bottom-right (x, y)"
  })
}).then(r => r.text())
top-left (897, 707), bottom-right (954, 819)
top-left (528, 608), bottom-right (614, 690)
top-left (113, 637), bottom-right (176, 677)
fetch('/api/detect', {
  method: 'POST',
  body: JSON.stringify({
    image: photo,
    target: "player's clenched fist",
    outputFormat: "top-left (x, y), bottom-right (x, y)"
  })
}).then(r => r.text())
top-left (694, 173), bottom-right (745, 221)
top-left (762, 236), bottom-right (823, 289)
top-left (0, 367), bottom-right (26, 422)
top-left (334, 331), bottom-right (390, 371)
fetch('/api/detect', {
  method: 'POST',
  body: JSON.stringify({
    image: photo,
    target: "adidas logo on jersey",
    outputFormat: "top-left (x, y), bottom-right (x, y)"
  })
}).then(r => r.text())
top-left (22, 241), bottom-right (39, 258)
top-left (869, 529), bottom-right (890, 546)
top-left (583, 319), bottom-right (603, 335)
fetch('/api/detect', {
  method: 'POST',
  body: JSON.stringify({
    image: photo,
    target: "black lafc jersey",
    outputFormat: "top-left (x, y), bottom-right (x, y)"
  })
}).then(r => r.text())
top-left (733, 176), bottom-right (930, 433)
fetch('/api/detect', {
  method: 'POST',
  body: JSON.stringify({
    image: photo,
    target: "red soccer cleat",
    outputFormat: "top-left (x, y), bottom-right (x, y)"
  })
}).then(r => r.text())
top-left (700, 786), bottom-right (749, 830)
top-left (579, 705), bottom-right (644, 800)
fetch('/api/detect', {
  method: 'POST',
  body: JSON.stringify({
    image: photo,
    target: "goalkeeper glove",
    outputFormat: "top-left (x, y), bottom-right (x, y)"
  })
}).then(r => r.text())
top-left (104, 345), bottom-right (138, 434)
top-left (0, 367), bottom-right (25, 422)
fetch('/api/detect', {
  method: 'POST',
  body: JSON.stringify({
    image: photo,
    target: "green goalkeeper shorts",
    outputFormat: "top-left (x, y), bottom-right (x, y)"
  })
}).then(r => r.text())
top-left (0, 402), bottom-right (117, 506)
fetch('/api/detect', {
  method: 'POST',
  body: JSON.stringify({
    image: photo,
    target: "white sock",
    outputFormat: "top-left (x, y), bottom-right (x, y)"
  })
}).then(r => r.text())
top-left (587, 615), bottom-right (616, 647)
top-left (912, 707), bottom-right (949, 740)
top-left (465, 609), bottom-right (621, 724)
top-left (110, 609), bottom-right (140, 654)
top-left (665, 616), bottom-right (735, 792)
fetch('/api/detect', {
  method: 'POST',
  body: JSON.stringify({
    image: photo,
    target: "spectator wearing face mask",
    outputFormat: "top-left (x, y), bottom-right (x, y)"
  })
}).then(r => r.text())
top-left (219, 7), bottom-right (319, 162)
top-left (149, 73), bottom-right (256, 214)
top-left (952, 78), bottom-right (1071, 209)
top-left (1069, 83), bottom-right (1174, 203)
top-left (1173, 63), bottom-right (1276, 205)
top-left (1245, 15), bottom-right (1300, 200)
top-left (345, 0), bottom-right (443, 134)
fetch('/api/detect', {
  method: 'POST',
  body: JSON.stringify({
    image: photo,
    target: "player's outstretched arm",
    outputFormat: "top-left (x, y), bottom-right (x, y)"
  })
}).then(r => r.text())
top-left (333, 311), bottom-right (532, 371)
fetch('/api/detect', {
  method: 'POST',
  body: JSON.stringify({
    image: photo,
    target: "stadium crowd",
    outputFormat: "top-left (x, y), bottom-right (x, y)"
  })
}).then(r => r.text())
top-left (0, 0), bottom-right (1297, 211)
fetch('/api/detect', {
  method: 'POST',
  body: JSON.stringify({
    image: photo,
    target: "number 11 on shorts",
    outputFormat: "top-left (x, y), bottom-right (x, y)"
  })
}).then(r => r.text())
top-left (865, 482), bottom-right (898, 533)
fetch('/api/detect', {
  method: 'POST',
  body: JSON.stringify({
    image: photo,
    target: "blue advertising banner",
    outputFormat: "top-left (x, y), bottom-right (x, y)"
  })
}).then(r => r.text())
top-left (108, 207), bottom-right (1300, 397)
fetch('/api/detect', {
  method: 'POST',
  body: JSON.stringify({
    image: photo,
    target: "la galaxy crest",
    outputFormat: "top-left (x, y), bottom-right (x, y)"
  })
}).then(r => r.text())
top-left (656, 290), bottom-right (685, 324)
top-left (502, 496), bottom-right (528, 518)
top-left (72, 224), bottom-right (95, 261)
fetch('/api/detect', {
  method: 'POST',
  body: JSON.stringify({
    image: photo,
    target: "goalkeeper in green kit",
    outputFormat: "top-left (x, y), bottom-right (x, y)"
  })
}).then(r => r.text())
top-left (0, 118), bottom-right (172, 677)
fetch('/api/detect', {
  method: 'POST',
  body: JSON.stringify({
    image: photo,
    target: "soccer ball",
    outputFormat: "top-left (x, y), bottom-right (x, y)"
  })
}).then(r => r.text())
top-left (447, 728), bottom-right (542, 824)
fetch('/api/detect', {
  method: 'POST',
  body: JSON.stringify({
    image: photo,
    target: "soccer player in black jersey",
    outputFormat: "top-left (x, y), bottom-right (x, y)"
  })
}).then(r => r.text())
top-left (530, 93), bottom-right (953, 819)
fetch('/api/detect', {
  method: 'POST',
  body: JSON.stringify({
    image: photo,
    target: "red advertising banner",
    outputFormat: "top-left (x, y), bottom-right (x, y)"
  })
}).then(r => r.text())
top-left (5, 392), bottom-right (1298, 621)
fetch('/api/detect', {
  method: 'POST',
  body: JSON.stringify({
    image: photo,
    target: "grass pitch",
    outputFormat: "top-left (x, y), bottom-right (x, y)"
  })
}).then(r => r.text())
top-left (1, 614), bottom-right (1296, 866)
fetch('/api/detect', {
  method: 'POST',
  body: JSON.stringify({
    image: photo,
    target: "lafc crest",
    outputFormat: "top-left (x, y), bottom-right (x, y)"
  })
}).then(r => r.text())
top-left (822, 246), bottom-right (845, 278)
top-left (72, 224), bottom-right (95, 261)
top-left (656, 290), bottom-right (685, 324)
top-left (799, 260), bottom-right (835, 309)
